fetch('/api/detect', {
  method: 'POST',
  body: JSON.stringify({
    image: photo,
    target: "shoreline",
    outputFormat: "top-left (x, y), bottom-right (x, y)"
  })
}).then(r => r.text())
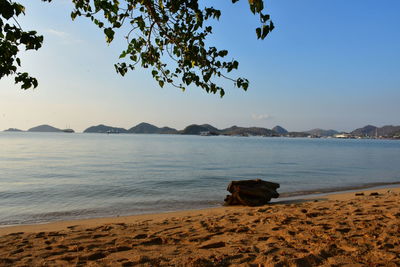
top-left (1, 181), bottom-right (399, 229)
top-left (1, 186), bottom-right (399, 266)
top-left (1, 186), bottom-right (398, 234)
top-left (278, 180), bottom-right (400, 198)
top-left (2, 181), bottom-right (400, 229)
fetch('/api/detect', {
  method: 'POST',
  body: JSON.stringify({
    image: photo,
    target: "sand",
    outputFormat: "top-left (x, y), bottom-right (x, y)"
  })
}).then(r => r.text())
top-left (0, 187), bottom-right (399, 266)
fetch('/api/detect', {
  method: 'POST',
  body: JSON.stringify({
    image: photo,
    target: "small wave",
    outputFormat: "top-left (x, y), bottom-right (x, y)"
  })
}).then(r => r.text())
top-left (0, 199), bottom-right (223, 226)
top-left (279, 181), bottom-right (400, 198)
top-left (275, 162), bottom-right (298, 166)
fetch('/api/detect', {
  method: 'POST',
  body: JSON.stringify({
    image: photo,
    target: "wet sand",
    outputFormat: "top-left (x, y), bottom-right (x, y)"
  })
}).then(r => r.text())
top-left (0, 187), bottom-right (399, 266)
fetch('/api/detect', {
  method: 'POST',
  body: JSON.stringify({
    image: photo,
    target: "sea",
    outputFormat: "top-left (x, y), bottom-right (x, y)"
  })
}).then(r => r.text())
top-left (1, 132), bottom-right (400, 226)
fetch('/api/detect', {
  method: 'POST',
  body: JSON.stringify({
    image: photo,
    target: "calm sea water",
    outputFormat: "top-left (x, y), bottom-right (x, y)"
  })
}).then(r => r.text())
top-left (1, 132), bottom-right (400, 226)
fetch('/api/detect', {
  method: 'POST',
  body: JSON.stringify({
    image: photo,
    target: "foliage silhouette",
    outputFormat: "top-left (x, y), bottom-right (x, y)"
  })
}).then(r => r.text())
top-left (0, 0), bottom-right (273, 96)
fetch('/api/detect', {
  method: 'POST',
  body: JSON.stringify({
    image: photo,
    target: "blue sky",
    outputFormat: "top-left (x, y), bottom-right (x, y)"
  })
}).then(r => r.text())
top-left (0, 0), bottom-right (399, 132)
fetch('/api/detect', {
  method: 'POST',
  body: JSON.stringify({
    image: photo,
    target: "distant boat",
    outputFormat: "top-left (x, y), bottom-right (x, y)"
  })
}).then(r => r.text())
top-left (62, 129), bottom-right (74, 133)
top-left (107, 130), bottom-right (119, 134)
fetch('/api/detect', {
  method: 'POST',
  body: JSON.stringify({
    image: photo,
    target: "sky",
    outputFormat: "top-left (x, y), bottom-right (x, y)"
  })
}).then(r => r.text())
top-left (1, 0), bottom-right (399, 132)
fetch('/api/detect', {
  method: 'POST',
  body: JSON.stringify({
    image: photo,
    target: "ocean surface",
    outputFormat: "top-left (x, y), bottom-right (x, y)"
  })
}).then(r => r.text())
top-left (1, 132), bottom-right (400, 226)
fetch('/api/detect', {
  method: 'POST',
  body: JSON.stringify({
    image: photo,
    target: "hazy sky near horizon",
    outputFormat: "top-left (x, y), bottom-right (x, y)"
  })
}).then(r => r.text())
top-left (1, 0), bottom-right (399, 132)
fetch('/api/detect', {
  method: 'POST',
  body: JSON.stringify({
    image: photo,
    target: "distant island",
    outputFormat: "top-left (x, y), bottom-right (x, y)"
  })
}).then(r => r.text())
top-left (28, 125), bottom-right (63, 132)
top-left (3, 125), bottom-right (75, 133)
top-left (83, 122), bottom-right (179, 134)
top-left (28, 124), bottom-right (75, 133)
top-left (3, 123), bottom-right (400, 139)
top-left (83, 124), bottom-right (128, 134)
top-left (4, 128), bottom-right (23, 132)
top-left (82, 123), bottom-right (400, 139)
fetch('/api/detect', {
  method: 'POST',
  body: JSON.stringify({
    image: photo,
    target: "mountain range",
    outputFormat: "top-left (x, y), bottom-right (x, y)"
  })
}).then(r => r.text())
top-left (128, 123), bottom-right (178, 134)
top-left (83, 123), bottom-right (178, 134)
top-left (3, 123), bottom-right (400, 138)
top-left (351, 125), bottom-right (400, 137)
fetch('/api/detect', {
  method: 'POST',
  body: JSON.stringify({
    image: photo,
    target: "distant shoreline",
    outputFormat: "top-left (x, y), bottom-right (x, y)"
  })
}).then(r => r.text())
top-left (2, 127), bottom-right (400, 140)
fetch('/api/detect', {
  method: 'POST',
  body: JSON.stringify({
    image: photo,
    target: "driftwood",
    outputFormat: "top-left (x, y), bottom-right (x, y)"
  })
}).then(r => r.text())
top-left (224, 179), bottom-right (280, 206)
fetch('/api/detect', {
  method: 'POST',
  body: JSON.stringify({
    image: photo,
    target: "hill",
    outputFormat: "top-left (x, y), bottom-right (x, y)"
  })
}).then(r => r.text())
top-left (305, 128), bottom-right (339, 137)
top-left (180, 124), bottom-right (276, 136)
top-left (221, 126), bottom-right (275, 136)
top-left (4, 128), bottom-right (23, 132)
top-left (377, 125), bottom-right (400, 137)
top-left (28, 125), bottom-right (62, 132)
top-left (180, 124), bottom-right (219, 135)
top-left (83, 124), bottom-right (128, 133)
top-left (351, 125), bottom-right (400, 137)
top-left (156, 127), bottom-right (179, 134)
top-left (351, 125), bottom-right (377, 137)
top-left (272, 126), bottom-right (288, 135)
top-left (128, 123), bottom-right (178, 134)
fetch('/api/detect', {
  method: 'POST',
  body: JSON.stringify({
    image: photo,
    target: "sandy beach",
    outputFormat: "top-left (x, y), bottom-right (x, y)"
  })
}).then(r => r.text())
top-left (0, 187), bottom-right (399, 266)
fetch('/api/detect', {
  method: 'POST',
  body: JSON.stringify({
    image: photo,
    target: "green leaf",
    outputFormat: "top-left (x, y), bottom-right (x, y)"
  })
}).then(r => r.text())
top-left (1, 3), bottom-right (14, 20)
top-left (261, 24), bottom-right (270, 39)
top-left (256, 27), bottom-right (261, 39)
top-left (104, 28), bottom-right (114, 43)
top-left (119, 51), bottom-right (127, 59)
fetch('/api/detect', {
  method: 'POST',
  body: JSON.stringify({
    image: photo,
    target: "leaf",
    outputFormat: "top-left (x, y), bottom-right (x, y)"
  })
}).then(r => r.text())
top-left (1, 3), bottom-right (14, 20)
top-left (71, 11), bottom-right (78, 20)
top-left (256, 27), bottom-right (261, 39)
top-left (261, 24), bottom-right (270, 39)
top-left (104, 28), bottom-right (114, 43)
top-left (119, 51), bottom-right (127, 59)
